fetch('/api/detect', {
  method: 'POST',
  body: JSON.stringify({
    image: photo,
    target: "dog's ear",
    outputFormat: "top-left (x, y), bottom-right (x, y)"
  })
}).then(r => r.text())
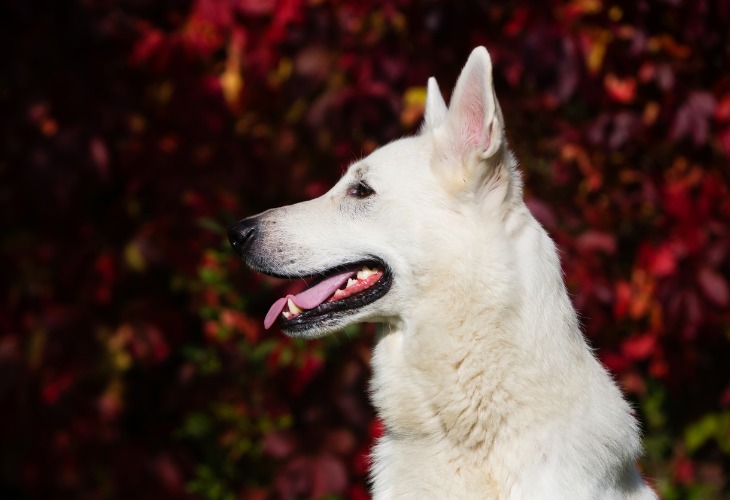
top-left (423, 77), bottom-right (448, 131)
top-left (443, 46), bottom-right (503, 161)
top-left (433, 47), bottom-right (519, 204)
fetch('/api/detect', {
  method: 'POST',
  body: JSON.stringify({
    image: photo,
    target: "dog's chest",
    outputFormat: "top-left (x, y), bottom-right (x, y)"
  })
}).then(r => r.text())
top-left (372, 327), bottom-right (513, 437)
top-left (370, 329), bottom-right (452, 436)
top-left (369, 331), bottom-right (505, 499)
top-left (369, 328), bottom-right (515, 469)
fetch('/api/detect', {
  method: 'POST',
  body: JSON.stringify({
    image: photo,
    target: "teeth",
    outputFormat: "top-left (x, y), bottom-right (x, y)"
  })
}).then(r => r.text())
top-left (346, 278), bottom-right (357, 288)
top-left (287, 298), bottom-right (302, 315)
top-left (282, 311), bottom-right (292, 319)
top-left (357, 266), bottom-right (377, 280)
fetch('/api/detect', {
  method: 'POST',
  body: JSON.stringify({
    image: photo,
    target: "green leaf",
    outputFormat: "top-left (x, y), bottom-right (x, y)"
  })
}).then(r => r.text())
top-left (198, 217), bottom-right (227, 234)
top-left (183, 413), bottom-right (212, 438)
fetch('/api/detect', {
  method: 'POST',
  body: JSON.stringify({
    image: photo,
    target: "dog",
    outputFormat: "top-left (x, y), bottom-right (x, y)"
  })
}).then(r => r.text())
top-left (229, 47), bottom-right (657, 499)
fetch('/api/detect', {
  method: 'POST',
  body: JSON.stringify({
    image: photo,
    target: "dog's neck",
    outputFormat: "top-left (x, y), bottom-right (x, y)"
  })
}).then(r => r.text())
top-left (368, 204), bottom-right (642, 496)
top-left (371, 203), bottom-right (583, 431)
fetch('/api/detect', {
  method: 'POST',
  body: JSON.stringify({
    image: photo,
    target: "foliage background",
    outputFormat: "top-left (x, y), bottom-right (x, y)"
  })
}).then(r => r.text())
top-left (1, 0), bottom-right (729, 498)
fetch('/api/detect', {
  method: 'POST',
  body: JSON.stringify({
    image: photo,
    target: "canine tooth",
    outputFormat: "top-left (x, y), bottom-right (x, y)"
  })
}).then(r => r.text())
top-left (287, 298), bottom-right (302, 315)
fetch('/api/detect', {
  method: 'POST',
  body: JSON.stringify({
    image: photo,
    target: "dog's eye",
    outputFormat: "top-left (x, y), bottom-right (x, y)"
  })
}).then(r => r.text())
top-left (348, 182), bottom-right (375, 199)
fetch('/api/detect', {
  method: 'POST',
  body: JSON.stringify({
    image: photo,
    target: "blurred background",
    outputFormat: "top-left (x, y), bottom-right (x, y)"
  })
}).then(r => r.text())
top-left (1, 0), bottom-right (729, 498)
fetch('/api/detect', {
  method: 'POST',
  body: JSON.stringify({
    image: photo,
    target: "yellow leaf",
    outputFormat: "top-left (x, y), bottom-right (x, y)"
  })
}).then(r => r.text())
top-left (584, 29), bottom-right (612, 74)
top-left (400, 86), bottom-right (427, 128)
top-left (124, 241), bottom-right (146, 272)
top-left (403, 86), bottom-right (427, 107)
top-left (221, 69), bottom-right (243, 105)
top-left (221, 35), bottom-right (244, 105)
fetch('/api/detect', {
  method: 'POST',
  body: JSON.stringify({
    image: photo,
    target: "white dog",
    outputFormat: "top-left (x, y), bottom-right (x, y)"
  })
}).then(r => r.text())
top-left (229, 47), bottom-right (657, 499)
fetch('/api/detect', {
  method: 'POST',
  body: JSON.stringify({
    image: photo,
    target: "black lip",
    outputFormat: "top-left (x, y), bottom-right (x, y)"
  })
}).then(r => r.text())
top-left (275, 259), bottom-right (392, 334)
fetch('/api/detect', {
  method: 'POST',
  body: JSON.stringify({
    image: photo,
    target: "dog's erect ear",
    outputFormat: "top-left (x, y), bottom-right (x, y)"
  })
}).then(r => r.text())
top-left (442, 46), bottom-right (503, 162)
top-left (423, 77), bottom-right (448, 131)
top-left (431, 47), bottom-right (520, 205)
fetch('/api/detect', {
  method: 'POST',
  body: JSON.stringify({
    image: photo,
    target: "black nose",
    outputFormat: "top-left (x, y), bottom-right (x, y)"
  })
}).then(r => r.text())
top-left (228, 217), bottom-right (258, 256)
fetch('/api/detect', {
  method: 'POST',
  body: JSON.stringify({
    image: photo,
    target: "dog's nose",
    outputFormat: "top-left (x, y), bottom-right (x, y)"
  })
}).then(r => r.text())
top-left (228, 217), bottom-right (258, 256)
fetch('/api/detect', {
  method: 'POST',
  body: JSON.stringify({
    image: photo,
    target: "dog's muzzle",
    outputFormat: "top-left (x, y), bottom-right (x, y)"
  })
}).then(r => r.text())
top-left (228, 216), bottom-right (258, 257)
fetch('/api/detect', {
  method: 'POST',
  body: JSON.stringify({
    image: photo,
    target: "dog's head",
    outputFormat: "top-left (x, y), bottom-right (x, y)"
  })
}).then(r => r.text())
top-left (229, 47), bottom-right (523, 338)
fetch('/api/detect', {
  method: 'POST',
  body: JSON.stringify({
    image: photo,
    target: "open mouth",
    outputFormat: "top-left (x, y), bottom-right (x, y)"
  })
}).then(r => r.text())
top-left (263, 260), bottom-right (392, 333)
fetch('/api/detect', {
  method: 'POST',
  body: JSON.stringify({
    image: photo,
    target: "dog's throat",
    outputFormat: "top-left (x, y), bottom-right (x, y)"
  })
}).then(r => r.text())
top-left (263, 266), bottom-right (384, 329)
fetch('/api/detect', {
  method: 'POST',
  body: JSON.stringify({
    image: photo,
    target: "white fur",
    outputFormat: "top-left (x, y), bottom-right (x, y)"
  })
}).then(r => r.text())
top-left (241, 47), bottom-right (657, 499)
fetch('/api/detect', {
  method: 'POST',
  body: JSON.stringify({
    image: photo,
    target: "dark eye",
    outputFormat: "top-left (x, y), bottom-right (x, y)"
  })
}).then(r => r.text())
top-left (348, 181), bottom-right (375, 199)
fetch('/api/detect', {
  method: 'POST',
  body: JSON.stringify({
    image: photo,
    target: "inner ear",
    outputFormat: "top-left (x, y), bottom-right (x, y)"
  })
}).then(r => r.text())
top-left (444, 47), bottom-right (503, 161)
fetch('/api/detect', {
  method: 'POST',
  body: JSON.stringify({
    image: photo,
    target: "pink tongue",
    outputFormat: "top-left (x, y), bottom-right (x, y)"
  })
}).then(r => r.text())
top-left (264, 269), bottom-right (356, 329)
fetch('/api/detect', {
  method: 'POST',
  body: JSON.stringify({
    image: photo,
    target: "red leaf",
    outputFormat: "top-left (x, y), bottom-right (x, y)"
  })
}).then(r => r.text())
top-left (262, 431), bottom-right (296, 459)
top-left (670, 91), bottom-right (716, 145)
top-left (600, 351), bottom-right (630, 374)
top-left (291, 354), bottom-right (324, 395)
top-left (348, 484), bottom-right (371, 500)
top-left (42, 373), bottom-right (75, 405)
top-left (643, 244), bottom-right (677, 277)
top-left (237, 0), bottom-right (276, 16)
top-left (89, 137), bottom-right (110, 179)
top-left (649, 358), bottom-right (669, 379)
top-left (129, 27), bottom-right (164, 64)
top-left (369, 418), bottom-right (385, 441)
top-left (715, 93), bottom-right (730, 121)
top-left (504, 7), bottom-right (529, 37)
top-left (673, 458), bottom-right (695, 485)
top-left (526, 198), bottom-right (557, 229)
top-left (311, 454), bottom-right (348, 496)
top-left (697, 267), bottom-right (729, 307)
top-left (576, 231), bottom-right (616, 255)
top-left (614, 281), bottom-right (632, 319)
top-left (718, 126), bottom-right (730, 157)
top-left (352, 445), bottom-right (371, 477)
top-left (604, 74), bottom-right (636, 103)
top-left (720, 385), bottom-right (730, 407)
top-left (621, 334), bottom-right (656, 361)
top-left (325, 429), bottom-right (356, 456)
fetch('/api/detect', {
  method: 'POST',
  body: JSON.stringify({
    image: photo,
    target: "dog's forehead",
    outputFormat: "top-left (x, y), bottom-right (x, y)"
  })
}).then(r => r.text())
top-left (348, 136), bottom-right (431, 182)
top-left (348, 163), bottom-right (370, 179)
